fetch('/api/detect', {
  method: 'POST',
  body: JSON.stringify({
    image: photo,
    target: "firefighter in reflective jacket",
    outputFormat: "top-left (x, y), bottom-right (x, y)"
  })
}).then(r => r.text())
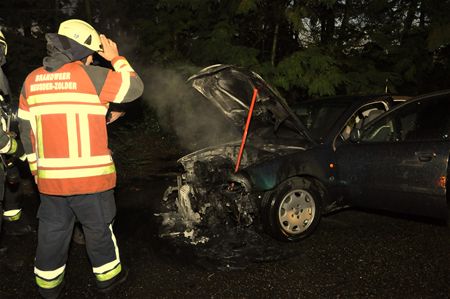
top-left (18, 19), bottom-right (144, 297)
top-left (0, 30), bottom-right (33, 239)
top-left (0, 30), bottom-right (29, 252)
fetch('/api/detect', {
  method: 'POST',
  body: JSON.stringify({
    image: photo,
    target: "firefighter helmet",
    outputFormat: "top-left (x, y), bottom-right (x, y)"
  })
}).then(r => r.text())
top-left (58, 19), bottom-right (102, 52)
top-left (0, 30), bottom-right (7, 56)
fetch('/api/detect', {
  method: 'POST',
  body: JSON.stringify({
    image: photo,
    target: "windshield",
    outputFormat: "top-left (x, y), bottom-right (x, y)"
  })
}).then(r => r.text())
top-left (292, 100), bottom-right (352, 140)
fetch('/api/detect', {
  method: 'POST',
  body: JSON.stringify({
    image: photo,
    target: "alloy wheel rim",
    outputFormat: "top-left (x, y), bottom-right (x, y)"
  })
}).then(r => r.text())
top-left (278, 189), bottom-right (316, 235)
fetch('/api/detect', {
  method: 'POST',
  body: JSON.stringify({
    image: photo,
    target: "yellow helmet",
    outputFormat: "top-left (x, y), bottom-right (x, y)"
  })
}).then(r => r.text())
top-left (0, 31), bottom-right (7, 56)
top-left (58, 19), bottom-right (101, 52)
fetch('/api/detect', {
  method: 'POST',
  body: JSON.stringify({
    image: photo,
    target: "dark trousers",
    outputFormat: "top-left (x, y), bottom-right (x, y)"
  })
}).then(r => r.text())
top-left (3, 180), bottom-right (22, 218)
top-left (35, 189), bottom-right (122, 296)
top-left (2, 164), bottom-right (23, 222)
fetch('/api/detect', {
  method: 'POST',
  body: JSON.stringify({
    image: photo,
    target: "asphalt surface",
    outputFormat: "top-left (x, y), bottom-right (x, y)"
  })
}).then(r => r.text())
top-left (0, 174), bottom-right (448, 299)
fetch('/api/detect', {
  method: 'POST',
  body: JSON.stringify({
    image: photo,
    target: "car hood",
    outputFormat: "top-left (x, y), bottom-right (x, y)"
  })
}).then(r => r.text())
top-left (188, 64), bottom-right (316, 145)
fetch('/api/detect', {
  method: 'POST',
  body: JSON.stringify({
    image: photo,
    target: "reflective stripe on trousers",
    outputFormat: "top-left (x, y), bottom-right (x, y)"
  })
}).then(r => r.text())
top-left (3, 208), bottom-right (21, 221)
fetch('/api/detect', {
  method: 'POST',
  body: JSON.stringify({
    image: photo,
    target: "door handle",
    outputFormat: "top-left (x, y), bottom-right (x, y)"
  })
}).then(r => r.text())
top-left (415, 152), bottom-right (436, 162)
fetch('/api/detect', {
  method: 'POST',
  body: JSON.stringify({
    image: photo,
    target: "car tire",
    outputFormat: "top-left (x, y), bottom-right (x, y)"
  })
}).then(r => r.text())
top-left (262, 177), bottom-right (323, 242)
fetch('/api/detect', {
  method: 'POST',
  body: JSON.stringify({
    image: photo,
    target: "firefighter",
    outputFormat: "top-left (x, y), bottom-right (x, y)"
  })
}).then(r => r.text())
top-left (0, 30), bottom-right (29, 255)
top-left (17, 19), bottom-right (144, 298)
top-left (0, 31), bottom-right (34, 240)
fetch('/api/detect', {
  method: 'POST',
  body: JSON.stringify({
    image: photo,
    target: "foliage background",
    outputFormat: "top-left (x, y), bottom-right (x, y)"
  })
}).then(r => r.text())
top-left (1, 0), bottom-right (450, 101)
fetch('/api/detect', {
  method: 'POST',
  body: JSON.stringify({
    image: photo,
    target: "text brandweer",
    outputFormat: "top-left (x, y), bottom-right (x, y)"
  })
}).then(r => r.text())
top-left (31, 72), bottom-right (77, 92)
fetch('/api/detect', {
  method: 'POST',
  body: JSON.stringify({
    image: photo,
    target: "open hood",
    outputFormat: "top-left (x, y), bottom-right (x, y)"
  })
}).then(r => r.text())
top-left (188, 64), bottom-right (316, 145)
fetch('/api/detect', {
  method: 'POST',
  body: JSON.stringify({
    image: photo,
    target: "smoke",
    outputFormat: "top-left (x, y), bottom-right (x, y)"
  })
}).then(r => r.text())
top-left (110, 31), bottom-right (239, 151)
top-left (139, 66), bottom-right (240, 151)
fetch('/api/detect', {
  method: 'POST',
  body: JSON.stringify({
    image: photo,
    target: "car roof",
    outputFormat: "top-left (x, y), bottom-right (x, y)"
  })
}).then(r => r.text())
top-left (297, 94), bottom-right (397, 106)
top-left (411, 89), bottom-right (450, 101)
top-left (378, 90), bottom-right (450, 114)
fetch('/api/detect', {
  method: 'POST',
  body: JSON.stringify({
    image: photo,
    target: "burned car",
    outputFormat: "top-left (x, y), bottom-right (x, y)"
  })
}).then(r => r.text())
top-left (159, 64), bottom-right (448, 244)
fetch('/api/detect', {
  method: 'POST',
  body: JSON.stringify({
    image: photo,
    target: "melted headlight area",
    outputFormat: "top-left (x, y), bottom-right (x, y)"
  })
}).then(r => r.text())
top-left (158, 155), bottom-right (257, 245)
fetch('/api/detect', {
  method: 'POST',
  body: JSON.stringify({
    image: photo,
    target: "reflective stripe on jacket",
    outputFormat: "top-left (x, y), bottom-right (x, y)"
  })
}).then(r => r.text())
top-left (18, 56), bottom-right (144, 195)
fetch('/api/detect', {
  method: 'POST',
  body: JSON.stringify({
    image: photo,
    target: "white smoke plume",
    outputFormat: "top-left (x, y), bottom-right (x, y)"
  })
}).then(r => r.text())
top-left (139, 66), bottom-right (240, 151)
top-left (111, 32), bottom-right (239, 151)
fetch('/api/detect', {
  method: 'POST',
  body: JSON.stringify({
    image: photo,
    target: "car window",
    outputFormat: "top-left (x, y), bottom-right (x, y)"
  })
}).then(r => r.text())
top-left (361, 95), bottom-right (450, 142)
top-left (340, 102), bottom-right (387, 140)
top-left (294, 101), bottom-right (350, 141)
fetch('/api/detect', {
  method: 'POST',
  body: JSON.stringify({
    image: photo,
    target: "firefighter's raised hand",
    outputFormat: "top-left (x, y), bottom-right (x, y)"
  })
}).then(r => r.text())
top-left (98, 34), bottom-right (119, 62)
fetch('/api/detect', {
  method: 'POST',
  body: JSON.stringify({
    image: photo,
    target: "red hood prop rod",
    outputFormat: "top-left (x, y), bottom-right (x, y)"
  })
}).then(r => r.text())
top-left (234, 88), bottom-right (258, 173)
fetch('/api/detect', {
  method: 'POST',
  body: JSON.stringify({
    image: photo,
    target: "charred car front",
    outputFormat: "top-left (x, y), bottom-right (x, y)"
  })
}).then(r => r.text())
top-left (159, 64), bottom-right (448, 243)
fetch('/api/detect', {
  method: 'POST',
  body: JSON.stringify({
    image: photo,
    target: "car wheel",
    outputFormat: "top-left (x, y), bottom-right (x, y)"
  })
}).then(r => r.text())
top-left (263, 177), bottom-right (323, 242)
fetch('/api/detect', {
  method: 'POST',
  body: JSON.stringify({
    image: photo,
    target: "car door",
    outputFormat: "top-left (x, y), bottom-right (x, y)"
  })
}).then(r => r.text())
top-left (335, 94), bottom-right (450, 219)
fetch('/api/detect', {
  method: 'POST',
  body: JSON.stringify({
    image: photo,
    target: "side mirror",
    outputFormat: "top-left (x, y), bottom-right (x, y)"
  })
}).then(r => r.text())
top-left (349, 128), bottom-right (361, 142)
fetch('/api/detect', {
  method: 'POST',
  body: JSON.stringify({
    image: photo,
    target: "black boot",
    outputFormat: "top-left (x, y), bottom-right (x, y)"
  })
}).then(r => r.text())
top-left (38, 280), bottom-right (65, 299)
top-left (97, 266), bottom-right (129, 293)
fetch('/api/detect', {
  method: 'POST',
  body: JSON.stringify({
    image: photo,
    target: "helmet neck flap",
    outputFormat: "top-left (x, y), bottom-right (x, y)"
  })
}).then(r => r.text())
top-left (43, 33), bottom-right (94, 72)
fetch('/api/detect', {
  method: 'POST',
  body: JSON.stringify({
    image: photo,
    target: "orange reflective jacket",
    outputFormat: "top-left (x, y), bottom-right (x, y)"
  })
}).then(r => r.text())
top-left (18, 56), bottom-right (144, 195)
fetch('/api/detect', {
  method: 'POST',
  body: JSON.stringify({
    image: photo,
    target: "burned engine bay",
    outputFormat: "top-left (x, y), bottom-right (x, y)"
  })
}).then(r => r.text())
top-left (156, 141), bottom-right (308, 269)
top-left (157, 141), bottom-right (304, 244)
